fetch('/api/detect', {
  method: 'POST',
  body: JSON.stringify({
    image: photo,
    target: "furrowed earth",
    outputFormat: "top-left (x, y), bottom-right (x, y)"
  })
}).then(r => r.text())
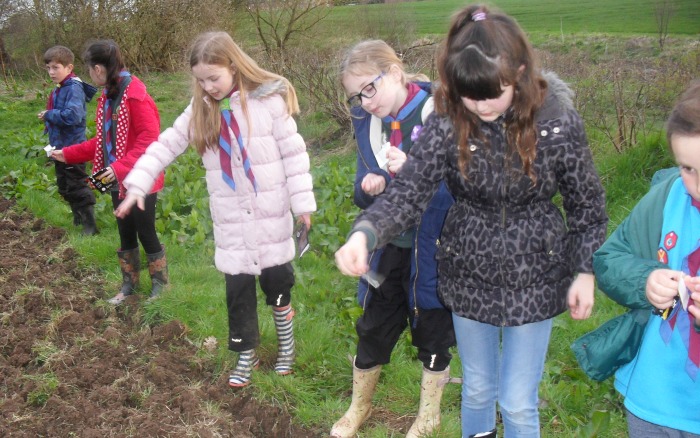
top-left (0, 198), bottom-right (325, 437)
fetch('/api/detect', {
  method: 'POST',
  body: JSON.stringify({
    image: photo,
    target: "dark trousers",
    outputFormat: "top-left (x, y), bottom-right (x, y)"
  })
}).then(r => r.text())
top-left (356, 244), bottom-right (454, 371)
top-left (54, 161), bottom-right (95, 209)
top-left (111, 192), bottom-right (161, 254)
top-left (225, 262), bottom-right (295, 352)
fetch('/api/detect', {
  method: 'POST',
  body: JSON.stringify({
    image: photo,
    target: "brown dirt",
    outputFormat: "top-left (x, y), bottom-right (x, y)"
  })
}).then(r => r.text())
top-left (0, 198), bottom-right (324, 437)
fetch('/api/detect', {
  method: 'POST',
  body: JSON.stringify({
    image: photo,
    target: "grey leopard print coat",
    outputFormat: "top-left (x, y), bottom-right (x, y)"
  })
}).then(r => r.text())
top-left (354, 72), bottom-right (608, 326)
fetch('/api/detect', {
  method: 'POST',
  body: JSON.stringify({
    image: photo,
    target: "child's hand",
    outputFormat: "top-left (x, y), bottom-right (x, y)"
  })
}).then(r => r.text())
top-left (114, 193), bottom-right (145, 218)
top-left (646, 269), bottom-right (682, 310)
top-left (298, 213), bottom-right (311, 230)
top-left (335, 231), bottom-right (369, 277)
top-left (99, 166), bottom-right (116, 183)
top-left (386, 147), bottom-right (407, 174)
top-left (361, 173), bottom-right (386, 196)
top-left (51, 150), bottom-right (66, 162)
top-left (684, 277), bottom-right (700, 327)
top-left (567, 272), bottom-right (595, 320)
top-left (689, 292), bottom-right (700, 326)
top-left (37, 110), bottom-right (47, 121)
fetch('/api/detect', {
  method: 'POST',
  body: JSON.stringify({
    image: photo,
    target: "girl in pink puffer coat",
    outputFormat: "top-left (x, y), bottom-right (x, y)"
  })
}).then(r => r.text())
top-left (115, 31), bottom-right (316, 388)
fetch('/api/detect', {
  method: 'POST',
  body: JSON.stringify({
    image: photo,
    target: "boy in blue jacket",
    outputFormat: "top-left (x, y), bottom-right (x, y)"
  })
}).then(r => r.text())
top-left (38, 45), bottom-right (98, 235)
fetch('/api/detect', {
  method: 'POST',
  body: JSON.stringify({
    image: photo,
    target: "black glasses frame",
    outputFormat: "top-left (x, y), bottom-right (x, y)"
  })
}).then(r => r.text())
top-left (346, 73), bottom-right (385, 108)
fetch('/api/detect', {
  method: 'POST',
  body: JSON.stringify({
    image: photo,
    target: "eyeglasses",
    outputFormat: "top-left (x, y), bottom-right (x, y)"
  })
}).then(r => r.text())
top-left (346, 73), bottom-right (385, 108)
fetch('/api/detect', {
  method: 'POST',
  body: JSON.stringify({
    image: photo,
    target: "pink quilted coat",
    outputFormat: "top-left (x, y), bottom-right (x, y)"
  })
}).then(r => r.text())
top-left (123, 81), bottom-right (316, 275)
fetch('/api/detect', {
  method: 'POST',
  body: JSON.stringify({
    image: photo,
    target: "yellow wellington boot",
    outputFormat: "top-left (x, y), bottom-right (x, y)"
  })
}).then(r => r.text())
top-left (330, 358), bottom-right (382, 438)
top-left (406, 366), bottom-right (451, 438)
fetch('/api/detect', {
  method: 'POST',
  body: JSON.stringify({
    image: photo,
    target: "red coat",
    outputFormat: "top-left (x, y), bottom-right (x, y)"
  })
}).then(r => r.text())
top-left (62, 75), bottom-right (164, 196)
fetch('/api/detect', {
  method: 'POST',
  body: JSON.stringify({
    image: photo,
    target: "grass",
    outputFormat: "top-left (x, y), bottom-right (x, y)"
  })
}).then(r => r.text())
top-left (323, 0), bottom-right (700, 37)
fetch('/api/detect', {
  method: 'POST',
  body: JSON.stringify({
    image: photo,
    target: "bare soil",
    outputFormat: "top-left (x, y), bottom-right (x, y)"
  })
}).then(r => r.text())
top-left (0, 198), bottom-right (324, 437)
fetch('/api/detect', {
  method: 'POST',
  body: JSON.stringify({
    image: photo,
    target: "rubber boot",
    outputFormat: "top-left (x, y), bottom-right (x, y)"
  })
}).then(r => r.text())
top-left (76, 205), bottom-right (98, 236)
top-left (228, 349), bottom-right (260, 388)
top-left (406, 366), bottom-right (450, 438)
top-left (146, 245), bottom-right (168, 299)
top-left (71, 206), bottom-right (82, 226)
top-left (330, 358), bottom-right (382, 438)
top-left (108, 248), bottom-right (140, 305)
top-left (273, 304), bottom-right (295, 375)
top-left (470, 430), bottom-right (497, 438)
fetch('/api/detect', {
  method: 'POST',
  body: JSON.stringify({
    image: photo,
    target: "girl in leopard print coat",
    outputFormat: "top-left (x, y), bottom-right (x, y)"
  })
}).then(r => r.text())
top-left (335, 5), bottom-right (607, 438)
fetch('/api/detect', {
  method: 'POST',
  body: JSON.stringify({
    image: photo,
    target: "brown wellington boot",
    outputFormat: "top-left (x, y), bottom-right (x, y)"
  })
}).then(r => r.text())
top-left (146, 245), bottom-right (168, 299)
top-left (108, 247), bottom-right (140, 305)
top-left (330, 358), bottom-right (382, 438)
top-left (406, 366), bottom-right (450, 438)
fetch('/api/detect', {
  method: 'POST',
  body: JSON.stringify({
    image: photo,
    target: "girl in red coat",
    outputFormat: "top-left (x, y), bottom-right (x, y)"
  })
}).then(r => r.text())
top-left (52, 40), bottom-right (167, 304)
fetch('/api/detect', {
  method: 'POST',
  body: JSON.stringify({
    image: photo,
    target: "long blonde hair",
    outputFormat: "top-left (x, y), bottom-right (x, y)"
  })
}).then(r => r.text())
top-left (339, 39), bottom-right (428, 92)
top-left (189, 31), bottom-right (300, 155)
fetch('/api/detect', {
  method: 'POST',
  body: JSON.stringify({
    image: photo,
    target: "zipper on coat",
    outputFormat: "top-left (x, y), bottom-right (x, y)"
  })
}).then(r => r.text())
top-left (498, 125), bottom-right (509, 326)
top-left (411, 216), bottom-right (423, 327)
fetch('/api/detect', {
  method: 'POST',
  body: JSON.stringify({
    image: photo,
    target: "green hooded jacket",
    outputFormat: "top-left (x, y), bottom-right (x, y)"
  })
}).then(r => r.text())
top-left (572, 168), bottom-right (678, 381)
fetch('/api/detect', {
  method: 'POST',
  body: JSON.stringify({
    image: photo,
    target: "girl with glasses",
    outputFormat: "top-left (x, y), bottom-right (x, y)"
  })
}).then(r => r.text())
top-left (335, 5), bottom-right (607, 438)
top-left (331, 39), bottom-right (456, 438)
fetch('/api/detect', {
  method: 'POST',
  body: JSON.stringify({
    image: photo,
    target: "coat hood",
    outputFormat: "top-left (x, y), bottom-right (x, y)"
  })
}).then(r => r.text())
top-left (248, 80), bottom-right (288, 100)
top-left (537, 71), bottom-right (575, 122)
top-left (66, 77), bottom-right (98, 102)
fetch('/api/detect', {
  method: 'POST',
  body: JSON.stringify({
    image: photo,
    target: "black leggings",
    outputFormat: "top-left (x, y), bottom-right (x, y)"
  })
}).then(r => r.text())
top-left (225, 263), bottom-right (295, 352)
top-left (355, 244), bottom-right (455, 371)
top-left (111, 192), bottom-right (161, 254)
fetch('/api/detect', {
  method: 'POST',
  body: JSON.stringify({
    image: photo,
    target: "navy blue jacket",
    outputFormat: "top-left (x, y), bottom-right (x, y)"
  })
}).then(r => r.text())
top-left (44, 78), bottom-right (97, 149)
top-left (352, 82), bottom-right (454, 312)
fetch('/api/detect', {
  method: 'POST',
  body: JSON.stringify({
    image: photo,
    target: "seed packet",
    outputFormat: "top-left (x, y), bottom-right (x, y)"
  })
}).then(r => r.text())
top-left (295, 222), bottom-right (310, 258)
top-left (88, 168), bottom-right (117, 193)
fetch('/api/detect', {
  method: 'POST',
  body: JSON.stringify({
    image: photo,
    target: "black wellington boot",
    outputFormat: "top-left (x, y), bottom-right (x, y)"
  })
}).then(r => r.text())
top-left (77, 205), bottom-right (98, 236)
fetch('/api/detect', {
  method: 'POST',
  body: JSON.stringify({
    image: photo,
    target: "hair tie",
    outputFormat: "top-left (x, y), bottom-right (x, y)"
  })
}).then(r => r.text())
top-left (472, 11), bottom-right (487, 21)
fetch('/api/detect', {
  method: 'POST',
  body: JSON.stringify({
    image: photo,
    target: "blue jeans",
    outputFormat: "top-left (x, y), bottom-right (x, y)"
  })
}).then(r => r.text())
top-left (627, 409), bottom-right (700, 438)
top-left (453, 314), bottom-right (553, 438)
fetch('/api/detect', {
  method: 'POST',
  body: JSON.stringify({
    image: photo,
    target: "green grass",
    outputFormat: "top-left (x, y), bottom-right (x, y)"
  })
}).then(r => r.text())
top-left (323, 0), bottom-right (699, 37)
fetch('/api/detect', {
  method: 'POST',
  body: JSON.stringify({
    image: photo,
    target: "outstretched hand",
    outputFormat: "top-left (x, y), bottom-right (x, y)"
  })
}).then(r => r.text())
top-left (50, 150), bottom-right (66, 163)
top-left (114, 193), bottom-right (145, 218)
top-left (334, 232), bottom-right (369, 277)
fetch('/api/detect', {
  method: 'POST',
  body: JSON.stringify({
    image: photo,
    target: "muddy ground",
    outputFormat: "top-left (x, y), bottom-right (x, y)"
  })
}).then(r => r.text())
top-left (0, 198), bottom-right (324, 437)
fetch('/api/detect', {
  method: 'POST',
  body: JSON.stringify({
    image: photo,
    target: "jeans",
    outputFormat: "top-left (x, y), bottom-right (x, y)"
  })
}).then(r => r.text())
top-left (627, 409), bottom-right (700, 438)
top-left (453, 314), bottom-right (553, 438)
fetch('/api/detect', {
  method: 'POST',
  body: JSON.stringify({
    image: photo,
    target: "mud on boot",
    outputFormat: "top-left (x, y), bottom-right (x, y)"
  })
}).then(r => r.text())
top-left (406, 366), bottom-right (451, 438)
top-left (330, 357), bottom-right (382, 438)
top-left (76, 204), bottom-right (98, 236)
top-left (228, 349), bottom-right (259, 388)
top-left (108, 247), bottom-right (140, 305)
top-left (146, 245), bottom-right (168, 300)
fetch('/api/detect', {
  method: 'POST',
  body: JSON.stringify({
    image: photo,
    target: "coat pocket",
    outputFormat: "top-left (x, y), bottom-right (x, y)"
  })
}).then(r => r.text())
top-left (571, 308), bottom-right (650, 381)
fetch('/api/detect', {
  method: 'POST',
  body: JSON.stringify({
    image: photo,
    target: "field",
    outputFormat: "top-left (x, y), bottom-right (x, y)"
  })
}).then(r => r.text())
top-left (1, 0), bottom-right (698, 437)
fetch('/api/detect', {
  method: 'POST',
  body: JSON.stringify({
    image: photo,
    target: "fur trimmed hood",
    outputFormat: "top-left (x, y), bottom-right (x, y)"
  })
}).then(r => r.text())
top-left (537, 71), bottom-right (575, 121)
